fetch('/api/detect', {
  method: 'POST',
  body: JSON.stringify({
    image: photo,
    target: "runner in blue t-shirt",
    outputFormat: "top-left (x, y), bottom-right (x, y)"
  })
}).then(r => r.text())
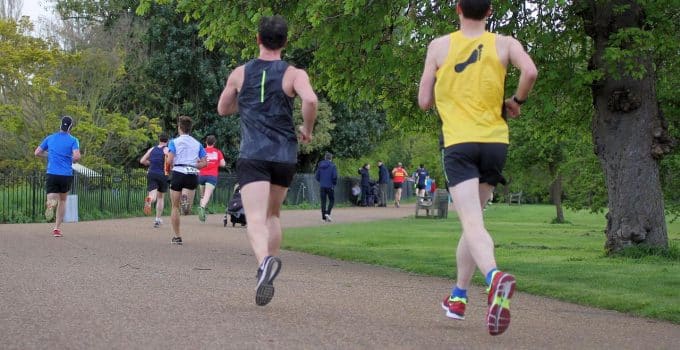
top-left (34, 116), bottom-right (81, 237)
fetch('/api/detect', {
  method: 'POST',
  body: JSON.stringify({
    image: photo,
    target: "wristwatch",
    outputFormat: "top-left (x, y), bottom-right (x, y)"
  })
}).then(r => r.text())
top-left (512, 95), bottom-right (526, 105)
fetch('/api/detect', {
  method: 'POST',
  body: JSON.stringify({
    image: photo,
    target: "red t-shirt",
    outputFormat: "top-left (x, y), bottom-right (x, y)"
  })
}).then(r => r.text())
top-left (199, 146), bottom-right (224, 176)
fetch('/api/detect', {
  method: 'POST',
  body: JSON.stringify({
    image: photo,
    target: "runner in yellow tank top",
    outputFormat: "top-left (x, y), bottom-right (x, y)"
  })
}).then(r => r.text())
top-left (417, 0), bottom-right (538, 337)
top-left (435, 31), bottom-right (508, 146)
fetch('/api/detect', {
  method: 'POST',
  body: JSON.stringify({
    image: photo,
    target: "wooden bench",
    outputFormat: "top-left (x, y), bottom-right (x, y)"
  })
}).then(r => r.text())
top-left (415, 189), bottom-right (449, 218)
top-left (508, 191), bottom-right (523, 205)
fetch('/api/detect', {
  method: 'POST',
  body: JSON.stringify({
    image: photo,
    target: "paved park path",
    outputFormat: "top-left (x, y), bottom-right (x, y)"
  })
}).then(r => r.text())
top-left (1, 204), bottom-right (677, 349)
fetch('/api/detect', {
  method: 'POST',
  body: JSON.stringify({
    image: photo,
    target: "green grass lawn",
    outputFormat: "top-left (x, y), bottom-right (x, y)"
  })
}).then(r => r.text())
top-left (282, 204), bottom-right (680, 323)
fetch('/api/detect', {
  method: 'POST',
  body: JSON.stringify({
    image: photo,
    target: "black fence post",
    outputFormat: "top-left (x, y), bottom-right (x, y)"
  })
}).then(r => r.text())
top-left (32, 170), bottom-right (37, 221)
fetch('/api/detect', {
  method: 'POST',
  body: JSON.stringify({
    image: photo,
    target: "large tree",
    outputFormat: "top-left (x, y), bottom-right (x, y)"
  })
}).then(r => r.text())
top-left (575, 0), bottom-right (675, 252)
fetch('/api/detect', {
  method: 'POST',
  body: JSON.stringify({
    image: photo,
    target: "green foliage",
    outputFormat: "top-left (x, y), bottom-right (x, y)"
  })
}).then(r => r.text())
top-left (326, 102), bottom-right (389, 160)
top-left (613, 243), bottom-right (680, 262)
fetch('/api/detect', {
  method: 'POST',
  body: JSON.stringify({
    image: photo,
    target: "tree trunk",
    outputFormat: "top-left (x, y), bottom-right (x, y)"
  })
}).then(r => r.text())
top-left (577, 0), bottom-right (671, 253)
top-left (550, 171), bottom-right (565, 224)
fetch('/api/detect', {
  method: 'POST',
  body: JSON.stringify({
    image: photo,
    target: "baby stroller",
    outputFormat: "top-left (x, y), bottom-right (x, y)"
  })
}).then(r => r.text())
top-left (365, 181), bottom-right (379, 207)
top-left (224, 185), bottom-right (247, 227)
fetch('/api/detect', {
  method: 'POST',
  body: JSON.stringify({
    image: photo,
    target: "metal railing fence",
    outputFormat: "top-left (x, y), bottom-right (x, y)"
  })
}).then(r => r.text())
top-left (1, 170), bottom-right (414, 223)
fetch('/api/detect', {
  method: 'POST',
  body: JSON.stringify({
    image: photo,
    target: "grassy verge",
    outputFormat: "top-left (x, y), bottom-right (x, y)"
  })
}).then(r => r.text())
top-left (282, 204), bottom-right (680, 323)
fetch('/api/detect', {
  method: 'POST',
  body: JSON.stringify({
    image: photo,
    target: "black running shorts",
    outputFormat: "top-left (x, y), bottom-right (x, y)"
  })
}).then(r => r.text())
top-left (236, 158), bottom-right (296, 188)
top-left (443, 142), bottom-right (508, 188)
top-left (46, 174), bottom-right (73, 194)
top-left (147, 172), bottom-right (168, 193)
top-left (393, 182), bottom-right (403, 189)
top-left (170, 171), bottom-right (198, 191)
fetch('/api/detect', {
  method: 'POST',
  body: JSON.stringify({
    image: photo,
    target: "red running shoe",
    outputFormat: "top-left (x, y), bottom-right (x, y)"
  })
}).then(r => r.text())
top-left (52, 229), bottom-right (62, 237)
top-left (486, 271), bottom-right (516, 336)
top-left (441, 296), bottom-right (467, 320)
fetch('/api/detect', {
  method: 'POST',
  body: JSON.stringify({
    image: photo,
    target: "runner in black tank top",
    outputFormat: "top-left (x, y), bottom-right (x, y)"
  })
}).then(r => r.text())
top-left (238, 59), bottom-right (296, 164)
top-left (217, 15), bottom-right (318, 307)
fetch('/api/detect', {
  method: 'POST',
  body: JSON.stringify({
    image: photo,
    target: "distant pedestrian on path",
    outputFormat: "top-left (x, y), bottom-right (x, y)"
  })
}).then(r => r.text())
top-left (418, 0), bottom-right (537, 335)
top-left (358, 163), bottom-right (371, 206)
top-left (34, 116), bottom-right (81, 237)
top-left (316, 152), bottom-right (337, 222)
top-left (166, 116), bottom-right (208, 245)
top-left (140, 133), bottom-right (169, 228)
top-left (391, 162), bottom-right (408, 207)
top-left (377, 160), bottom-right (390, 207)
top-left (197, 135), bottom-right (226, 222)
top-left (217, 15), bottom-right (318, 306)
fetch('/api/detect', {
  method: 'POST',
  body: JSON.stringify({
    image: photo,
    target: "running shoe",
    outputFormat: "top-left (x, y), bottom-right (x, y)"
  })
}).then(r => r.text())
top-left (441, 296), bottom-right (467, 320)
top-left (45, 199), bottom-right (57, 222)
top-left (255, 256), bottom-right (282, 306)
top-left (198, 207), bottom-right (206, 222)
top-left (486, 271), bottom-right (516, 336)
top-left (153, 218), bottom-right (162, 228)
top-left (171, 236), bottom-right (183, 245)
top-left (180, 194), bottom-right (190, 215)
top-left (324, 214), bottom-right (333, 222)
top-left (143, 196), bottom-right (152, 216)
top-left (52, 229), bottom-right (62, 237)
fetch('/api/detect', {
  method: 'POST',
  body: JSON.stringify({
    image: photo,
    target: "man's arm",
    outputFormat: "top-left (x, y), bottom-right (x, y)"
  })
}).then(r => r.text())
top-left (72, 150), bottom-right (81, 163)
top-left (293, 69), bottom-right (318, 144)
top-left (139, 147), bottom-right (153, 166)
top-left (34, 146), bottom-right (46, 158)
top-left (195, 146), bottom-right (208, 169)
top-left (217, 66), bottom-right (244, 116)
top-left (196, 156), bottom-right (208, 169)
top-left (418, 40), bottom-right (439, 111)
top-left (504, 37), bottom-right (538, 118)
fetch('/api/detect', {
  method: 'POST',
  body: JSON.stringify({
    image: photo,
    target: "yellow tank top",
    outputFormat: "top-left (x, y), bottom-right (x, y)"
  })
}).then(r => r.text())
top-left (435, 31), bottom-right (507, 146)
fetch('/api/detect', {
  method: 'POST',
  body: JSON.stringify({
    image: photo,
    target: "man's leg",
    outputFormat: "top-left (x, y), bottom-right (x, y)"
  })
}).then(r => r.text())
top-left (53, 192), bottom-right (68, 231)
top-left (450, 178), bottom-right (497, 275)
top-left (265, 184), bottom-right (288, 256)
top-left (241, 181), bottom-right (272, 265)
top-left (155, 192), bottom-right (165, 219)
top-left (327, 188), bottom-right (335, 217)
top-left (46, 192), bottom-right (59, 221)
top-left (199, 183), bottom-right (215, 208)
top-left (320, 188), bottom-right (327, 220)
top-left (184, 189), bottom-right (196, 213)
top-left (454, 182), bottom-right (496, 290)
top-left (170, 189), bottom-right (182, 238)
top-left (380, 183), bottom-right (387, 206)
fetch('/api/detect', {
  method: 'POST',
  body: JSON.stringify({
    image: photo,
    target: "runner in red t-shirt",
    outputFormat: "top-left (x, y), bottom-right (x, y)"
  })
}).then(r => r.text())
top-left (391, 162), bottom-right (408, 208)
top-left (198, 135), bottom-right (226, 221)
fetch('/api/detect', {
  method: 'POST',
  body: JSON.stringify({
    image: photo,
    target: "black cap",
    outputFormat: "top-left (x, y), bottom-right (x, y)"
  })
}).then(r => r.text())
top-left (60, 116), bottom-right (73, 132)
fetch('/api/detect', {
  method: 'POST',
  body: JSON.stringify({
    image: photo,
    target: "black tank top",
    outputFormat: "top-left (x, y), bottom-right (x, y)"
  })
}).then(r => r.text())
top-left (148, 146), bottom-right (166, 175)
top-left (237, 59), bottom-right (296, 163)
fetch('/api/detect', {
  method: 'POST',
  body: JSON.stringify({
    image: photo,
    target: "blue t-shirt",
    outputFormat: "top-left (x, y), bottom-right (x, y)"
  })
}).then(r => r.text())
top-left (416, 168), bottom-right (429, 186)
top-left (39, 132), bottom-right (80, 176)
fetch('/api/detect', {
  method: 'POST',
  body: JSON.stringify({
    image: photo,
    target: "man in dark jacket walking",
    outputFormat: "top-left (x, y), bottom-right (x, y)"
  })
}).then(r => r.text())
top-left (315, 152), bottom-right (338, 222)
top-left (377, 160), bottom-right (390, 207)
